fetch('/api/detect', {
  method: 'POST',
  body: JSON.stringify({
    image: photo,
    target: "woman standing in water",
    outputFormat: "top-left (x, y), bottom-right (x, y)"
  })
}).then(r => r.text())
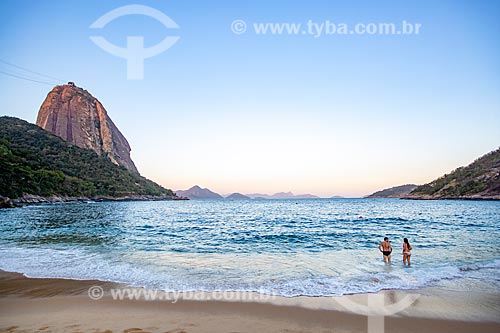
top-left (403, 238), bottom-right (412, 265)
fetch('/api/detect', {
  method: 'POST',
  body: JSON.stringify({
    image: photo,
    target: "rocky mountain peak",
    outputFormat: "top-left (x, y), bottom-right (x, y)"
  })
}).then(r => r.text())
top-left (36, 83), bottom-right (138, 173)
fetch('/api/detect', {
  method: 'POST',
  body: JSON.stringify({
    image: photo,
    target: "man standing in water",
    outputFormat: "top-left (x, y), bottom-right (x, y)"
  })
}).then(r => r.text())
top-left (379, 237), bottom-right (393, 263)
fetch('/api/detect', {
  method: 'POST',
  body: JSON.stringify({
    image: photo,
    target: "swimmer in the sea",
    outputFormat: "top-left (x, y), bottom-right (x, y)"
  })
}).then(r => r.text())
top-left (379, 237), bottom-right (392, 263)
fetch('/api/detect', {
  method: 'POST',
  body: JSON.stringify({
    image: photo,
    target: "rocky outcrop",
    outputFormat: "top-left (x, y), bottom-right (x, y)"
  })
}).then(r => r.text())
top-left (36, 83), bottom-right (138, 173)
top-left (0, 195), bottom-right (14, 208)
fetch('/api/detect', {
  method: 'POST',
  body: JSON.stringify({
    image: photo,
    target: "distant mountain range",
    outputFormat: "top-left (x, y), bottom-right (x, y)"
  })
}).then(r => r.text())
top-left (246, 192), bottom-right (320, 199)
top-left (405, 148), bottom-right (500, 200)
top-left (366, 184), bottom-right (418, 198)
top-left (176, 187), bottom-right (322, 200)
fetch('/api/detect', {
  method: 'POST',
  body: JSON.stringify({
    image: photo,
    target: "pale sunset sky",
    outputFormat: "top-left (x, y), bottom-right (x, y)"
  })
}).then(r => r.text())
top-left (1, 0), bottom-right (499, 197)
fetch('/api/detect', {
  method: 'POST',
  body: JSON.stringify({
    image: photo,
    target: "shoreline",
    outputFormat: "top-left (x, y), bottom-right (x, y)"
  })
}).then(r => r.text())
top-left (2, 195), bottom-right (499, 209)
top-left (0, 193), bottom-right (189, 208)
top-left (1, 270), bottom-right (499, 333)
top-left (402, 196), bottom-right (500, 201)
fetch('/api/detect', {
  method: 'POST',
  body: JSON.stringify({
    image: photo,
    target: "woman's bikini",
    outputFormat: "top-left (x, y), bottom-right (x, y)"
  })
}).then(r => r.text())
top-left (403, 243), bottom-right (411, 255)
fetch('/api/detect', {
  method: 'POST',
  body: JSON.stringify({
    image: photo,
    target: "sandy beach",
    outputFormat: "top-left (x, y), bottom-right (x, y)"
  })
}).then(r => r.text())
top-left (0, 270), bottom-right (499, 333)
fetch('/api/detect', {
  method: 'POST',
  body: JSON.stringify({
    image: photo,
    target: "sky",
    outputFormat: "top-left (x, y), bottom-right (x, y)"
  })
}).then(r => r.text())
top-left (0, 0), bottom-right (499, 197)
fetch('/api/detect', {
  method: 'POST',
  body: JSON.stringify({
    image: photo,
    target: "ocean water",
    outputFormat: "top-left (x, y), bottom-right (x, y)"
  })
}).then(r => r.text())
top-left (0, 199), bottom-right (499, 296)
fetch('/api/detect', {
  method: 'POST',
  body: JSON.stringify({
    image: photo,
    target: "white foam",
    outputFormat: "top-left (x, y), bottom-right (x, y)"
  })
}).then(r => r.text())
top-left (0, 246), bottom-right (498, 297)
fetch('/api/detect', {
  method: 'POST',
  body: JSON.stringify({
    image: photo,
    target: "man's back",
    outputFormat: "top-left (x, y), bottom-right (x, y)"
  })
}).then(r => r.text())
top-left (381, 240), bottom-right (391, 251)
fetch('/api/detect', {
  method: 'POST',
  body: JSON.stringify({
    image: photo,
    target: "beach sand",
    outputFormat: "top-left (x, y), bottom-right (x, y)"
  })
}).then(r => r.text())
top-left (0, 270), bottom-right (499, 333)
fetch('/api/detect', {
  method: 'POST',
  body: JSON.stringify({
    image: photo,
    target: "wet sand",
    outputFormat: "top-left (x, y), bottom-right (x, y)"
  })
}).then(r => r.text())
top-left (0, 270), bottom-right (499, 333)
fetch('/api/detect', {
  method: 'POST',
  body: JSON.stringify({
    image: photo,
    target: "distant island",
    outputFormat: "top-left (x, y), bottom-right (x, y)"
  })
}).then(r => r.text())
top-left (225, 193), bottom-right (251, 200)
top-left (246, 192), bottom-right (320, 199)
top-left (175, 187), bottom-right (322, 200)
top-left (175, 185), bottom-right (224, 200)
top-left (366, 184), bottom-right (418, 198)
top-left (405, 148), bottom-right (500, 200)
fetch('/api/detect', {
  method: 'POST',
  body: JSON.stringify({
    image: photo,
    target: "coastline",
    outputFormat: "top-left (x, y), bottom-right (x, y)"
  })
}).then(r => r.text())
top-left (402, 195), bottom-right (500, 201)
top-left (1, 270), bottom-right (499, 333)
top-left (0, 194), bottom-right (189, 208)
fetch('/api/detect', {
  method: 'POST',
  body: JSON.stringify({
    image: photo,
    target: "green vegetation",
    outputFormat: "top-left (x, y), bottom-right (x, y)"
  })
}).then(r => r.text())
top-left (366, 184), bottom-right (417, 198)
top-left (0, 116), bottom-right (175, 199)
top-left (409, 148), bottom-right (500, 198)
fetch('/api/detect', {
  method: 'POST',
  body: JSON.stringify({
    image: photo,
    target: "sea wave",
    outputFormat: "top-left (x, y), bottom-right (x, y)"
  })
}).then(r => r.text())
top-left (1, 246), bottom-right (499, 297)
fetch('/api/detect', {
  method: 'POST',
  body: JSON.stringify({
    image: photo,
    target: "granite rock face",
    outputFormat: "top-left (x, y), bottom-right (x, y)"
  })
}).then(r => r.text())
top-left (36, 83), bottom-right (138, 173)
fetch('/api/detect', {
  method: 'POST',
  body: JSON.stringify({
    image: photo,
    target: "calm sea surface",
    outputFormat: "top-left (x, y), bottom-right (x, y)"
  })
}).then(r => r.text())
top-left (0, 199), bottom-right (499, 296)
